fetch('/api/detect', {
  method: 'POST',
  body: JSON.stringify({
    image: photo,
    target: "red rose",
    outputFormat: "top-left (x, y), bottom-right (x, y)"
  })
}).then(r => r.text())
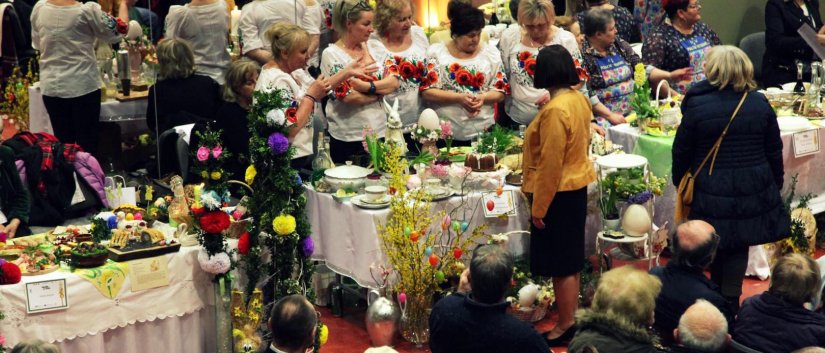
top-left (473, 72), bottom-right (485, 89)
top-left (0, 262), bottom-right (22, 284)
top-left (399, 61), bottom-right (417, 79)
top-left (200, 211), bottom-right (231, 234)
top-left (286, 107), bottom-right (298, 124)
top-left (238, 232), bottom-right (250, 255)
top-left (524, 58), bottom-right (537, 76)
top-left (455, 69), bottom-right (473, 86)
top-left (518, 51), bottom-right (532, 62)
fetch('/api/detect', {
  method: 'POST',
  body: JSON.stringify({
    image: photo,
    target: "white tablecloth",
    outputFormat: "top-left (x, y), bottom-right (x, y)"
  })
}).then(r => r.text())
top-left (28, 85), bottom-right (149, 134)
top-left (0, 245), bottom-right (218, 352)
top-left (306, 185), bottom-right (532, 288)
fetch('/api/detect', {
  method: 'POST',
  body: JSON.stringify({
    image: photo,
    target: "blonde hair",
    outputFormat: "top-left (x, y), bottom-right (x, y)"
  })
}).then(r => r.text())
top-left (555, 15), bottom-right (577, 31)
top-left (518, 0), bottom-right (555, 25)
top-left (264, 22), bottom-right (310, 59)
top-left (704, 45), bottom-right (758, 92)
top-left (592, 266), bottom-right (662, 326)
top-left (10, 340), bottom-right (60, 353)
top-left (769, 253), bottom-right (821, 306)
top-left (157, 38), bottom-right (195, 80)
top-left (373, 0), bottom-right (414, 36)
top-left (223, 58), bottom-right (261, 102)
top-left (332, 0), bottom-right (374, 34)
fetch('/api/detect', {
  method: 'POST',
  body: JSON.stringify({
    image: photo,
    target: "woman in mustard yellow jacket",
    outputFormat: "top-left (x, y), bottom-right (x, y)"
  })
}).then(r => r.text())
top-left (522, 44), bottom-right (596, 347)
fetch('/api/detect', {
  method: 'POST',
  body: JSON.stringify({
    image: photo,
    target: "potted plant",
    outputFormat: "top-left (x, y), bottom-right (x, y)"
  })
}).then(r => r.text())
top-left (598, 184), bottom-right (620, 230)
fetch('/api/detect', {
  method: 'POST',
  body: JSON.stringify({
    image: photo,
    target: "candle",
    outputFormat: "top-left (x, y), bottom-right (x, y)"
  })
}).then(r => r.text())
top-left (193, 184), bottom-right (202, 208)
top-left (230, 6), bottom-right (241, 37)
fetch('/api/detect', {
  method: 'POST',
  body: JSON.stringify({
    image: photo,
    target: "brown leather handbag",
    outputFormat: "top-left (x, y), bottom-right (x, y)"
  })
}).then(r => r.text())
top-left (675, 92), bottom-right (748, 223)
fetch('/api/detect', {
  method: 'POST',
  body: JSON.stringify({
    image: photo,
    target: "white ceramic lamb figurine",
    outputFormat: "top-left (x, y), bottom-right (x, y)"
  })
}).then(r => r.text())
top-left (383, 97), bottom-right (408, 155)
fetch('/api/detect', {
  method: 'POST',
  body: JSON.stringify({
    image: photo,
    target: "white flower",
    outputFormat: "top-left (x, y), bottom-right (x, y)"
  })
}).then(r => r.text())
top-left (266, 109), bottom-right (286, 126)
top-left (197, 250), bottom-right (231, 274)
top-left (200, 191), bottom-right (221, 210)
top-left (428, 130), bottom-right (439, 140)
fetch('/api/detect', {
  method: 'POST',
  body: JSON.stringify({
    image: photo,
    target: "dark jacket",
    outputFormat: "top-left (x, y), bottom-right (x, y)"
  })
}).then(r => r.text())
top-left (0, 145), bottom-right (29, 227)
top-left (568, 309), bottom-right (664, 353)
top-left (429, 293), bottom-right (549, 353)
top-left (146, 74), bottom-right (221, 133)
top-left (650, 264), bottom-right (732, 346)
top-left (672, 81), bottom-right (789, 249)
top-left (734, 291), bottom-right (825, 353)
top-left (763, 0), bottom-right (823, 88)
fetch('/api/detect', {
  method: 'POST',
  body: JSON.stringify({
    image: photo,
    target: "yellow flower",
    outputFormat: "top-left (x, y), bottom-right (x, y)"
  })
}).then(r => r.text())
top-left (245, 165), bottom-right (257, 185)
top-left (634, 63), bottom-right (646, 87)
top-left (319, 324), bottom-right (329, 346)
top-left (201, 170), bottom-right (208, 178)
top-left (272, 214), bottom-right (297, 236)
top-left (210, 171), bottom-right (222, 180)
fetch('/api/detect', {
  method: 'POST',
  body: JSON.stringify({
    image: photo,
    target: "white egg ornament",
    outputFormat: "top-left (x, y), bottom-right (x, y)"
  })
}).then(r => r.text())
top-left (418, 108), bottom-right (441, 130)
top-left (622, 204), bottom-right (652, 237)
top-left (126, 20), bottom-right (143, 40)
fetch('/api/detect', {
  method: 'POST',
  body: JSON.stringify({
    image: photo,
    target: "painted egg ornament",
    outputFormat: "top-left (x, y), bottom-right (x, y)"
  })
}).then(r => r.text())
top-left (418, 108), bottom-right (441, 130)
top-left (435, 271), bottom-right (445, 282)
top-left (404, 226), bottom-right (411, 236)
top-left (125, 213), bottom-right (134, 221)
top-left (622, 204), bottom-right (652, 237)
top-left (410, 231), bottom-right (420, 242)
top-left (460, 222), bottom-right (469, 232)
top-left (232, 210), bottom-right (244, 221)
top-left (428, 254), bottom-right (439, 267)
top-left (134, 212), bottom-right (143, 221)
top-left (398, 292), bottom-right (407, 305)
top-left (424, 247), bottom-right (433, 256)
top-left (452, 221), bottom-right (460, 232)
top-left (486, 200), bottom-right (495, 211)
top-left (496, 186), bottom-right (503, 196)
top-left (453, 247), bottom-right (462, 259)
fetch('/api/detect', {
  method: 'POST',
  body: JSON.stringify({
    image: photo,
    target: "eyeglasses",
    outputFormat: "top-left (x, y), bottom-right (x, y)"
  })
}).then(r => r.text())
top-left (347, 0), bottom-right (372, 17)
top-left (687, 1), bottom-right (701, 9)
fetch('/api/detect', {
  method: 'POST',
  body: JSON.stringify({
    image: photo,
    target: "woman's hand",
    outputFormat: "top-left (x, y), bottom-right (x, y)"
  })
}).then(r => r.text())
top-left (591, 122), bottom-right (606, 137)
top-left (344, 57), bottom-right (378, 81)
top-left (535, 92), bottom-right (551, 108)
top-left (459, 93), bottom-right (482, 114)
top-left (669, 67), bottom-right (693, 82)
top-left (606, 112), bottom-right (626, 125)
top-left (532, 216), bottom-right (546, 229)
top-left (307, 75), bottom-right (330, 98)
top-left (0, 219), bottom-right (21, 239)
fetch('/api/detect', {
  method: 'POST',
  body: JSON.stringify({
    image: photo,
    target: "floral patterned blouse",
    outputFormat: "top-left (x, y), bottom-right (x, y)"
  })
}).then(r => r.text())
top-left (577, 5), bottom-right (641, 44)
top-left (634, 0), bottom-right (663, 41)
top-left (424, 43), bottom-right (509, 141)
top-left (320, 44), bottom-right (399, 142)
top-left (367, 26), bottom-right (430, 127)
top-left (503, 28), bottom-right (583, 125)
top-left (642, 22), bottom-right (720, 94)
top-left (582, 38), bottom-right (642, 116)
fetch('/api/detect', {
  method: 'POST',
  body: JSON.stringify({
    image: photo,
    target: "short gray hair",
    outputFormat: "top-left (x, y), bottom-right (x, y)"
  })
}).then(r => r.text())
top-left (157, 38), bottom-right (195, 81)
top-left (582, 8), bottom-right (613, 37)
top-left (11, 340), bottom-right (60, 353)
top-left (678, 299), bottom-right (728, 351)
top-left (222, 58), bottom-right (260, 102)
top-left (469, 245), bottom-right (514, 304)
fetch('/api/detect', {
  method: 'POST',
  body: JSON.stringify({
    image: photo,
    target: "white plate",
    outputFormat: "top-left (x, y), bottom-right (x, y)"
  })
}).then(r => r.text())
top-left (777, 116), bottom-right (815, 132)
top-left (781, 82), bottom-right (810, 93)
top-left (595, 154), bottom-right (648, 169)
top-left (411, 187), bottom-right (455, 201)
top-left (350, 195), bottom-right (391, 209)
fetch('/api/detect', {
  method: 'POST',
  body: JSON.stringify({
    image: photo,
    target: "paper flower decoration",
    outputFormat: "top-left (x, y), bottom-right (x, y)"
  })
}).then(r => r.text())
top-left (210, 171), bottom-right (222, 180)
top-left (198, 250), bottom-right (231, 274)
top-left (238, 232), bottom-right (251, 255)
top-left (0, 262), bottom-right (22, 284)
top-left (212, 145), bottom-right (223, 158)
top-left (200, 210), bottom-right (231, 233)
top-left (197, 146), bottom-right (210, 162)
top-left (266, 109), bottom-right (286, 126)
top-left (272, 214), bottom-right (296, 236)
top-left (268, 132), bottom-right (289, 155)
top-left (201, 191), bottom-right (222, 210)
top-left (301, 236), bottom-right (314, 257)
top-left (319, 324), bottom-right (329, 346)
top-left (245, 165), bottom-right (257, 185)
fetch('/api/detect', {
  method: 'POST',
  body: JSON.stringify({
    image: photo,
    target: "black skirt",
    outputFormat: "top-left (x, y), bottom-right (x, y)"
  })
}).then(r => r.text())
top-left (529, 186), bottom-right (587, 277)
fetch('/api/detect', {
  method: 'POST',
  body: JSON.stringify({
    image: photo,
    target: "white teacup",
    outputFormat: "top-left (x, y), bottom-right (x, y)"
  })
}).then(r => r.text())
top-left (364, 185), bottom-right (388, 202)
top-left (425, 178), bottom-right (441, 190)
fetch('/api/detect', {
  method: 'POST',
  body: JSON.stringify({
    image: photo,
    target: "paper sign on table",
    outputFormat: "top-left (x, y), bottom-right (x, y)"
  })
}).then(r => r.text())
top-left (129, 257), bottom-right (170, 292)
top-left (793, 128), bottom-right (821, 158)
top-left (482, 190), bottom-right (517, 218)
top-left (26, 279), bottom-right (69, 313)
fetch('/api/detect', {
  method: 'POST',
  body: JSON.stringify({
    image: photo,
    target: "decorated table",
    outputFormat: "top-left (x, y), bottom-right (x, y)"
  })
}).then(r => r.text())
top-left (306, 184), bottom-right (532, 288)
top-left (28, 85), bottom-right (149, 135)
top-left (0, 242), bottom-right (219, 353)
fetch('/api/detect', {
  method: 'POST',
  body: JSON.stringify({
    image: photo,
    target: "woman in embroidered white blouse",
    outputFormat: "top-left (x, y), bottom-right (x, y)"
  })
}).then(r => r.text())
top-left (421, 1), bottom-right (508, 144)
top-left (165, 0), bottom-right (231, 84)
top-left (31, 0), bottom-right (128, 155)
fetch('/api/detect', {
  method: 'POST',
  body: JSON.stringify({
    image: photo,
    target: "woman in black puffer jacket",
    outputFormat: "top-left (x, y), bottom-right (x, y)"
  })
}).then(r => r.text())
top-left (672, 45), bottom-right (790, 314)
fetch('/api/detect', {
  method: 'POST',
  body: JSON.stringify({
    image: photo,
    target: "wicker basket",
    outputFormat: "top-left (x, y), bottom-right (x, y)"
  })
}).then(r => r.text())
top-left (507, 302), bottom-right (550, 323)
top-left (225, 218), bottom-right (250, 239)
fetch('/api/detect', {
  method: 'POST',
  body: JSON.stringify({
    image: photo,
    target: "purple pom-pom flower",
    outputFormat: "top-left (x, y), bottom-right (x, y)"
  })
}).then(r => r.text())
top-left (0, 258), bottom-right (6, 266)
top-left (301, 236), bottom-right (315, 257)
top-left (108, 215), bottom-right (119, 229)
top-left (268, 132), bottom-right (289, 155)
top-left (628, 190), bottom-right (654, 205)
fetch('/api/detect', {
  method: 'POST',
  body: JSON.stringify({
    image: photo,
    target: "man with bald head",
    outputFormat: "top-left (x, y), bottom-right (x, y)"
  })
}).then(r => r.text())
top-left (672, 299), bottom-right (730, 353)
top-left (650, 220), bottom-right (732, 346)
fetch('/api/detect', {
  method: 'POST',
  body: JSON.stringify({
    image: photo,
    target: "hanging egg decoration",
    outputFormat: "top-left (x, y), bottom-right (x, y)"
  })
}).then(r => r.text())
top-left (428, 254), bottom-right (439, 267)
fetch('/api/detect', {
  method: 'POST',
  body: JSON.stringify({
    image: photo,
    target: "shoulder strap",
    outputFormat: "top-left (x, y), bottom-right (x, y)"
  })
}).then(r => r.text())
top-left (694, 92), bottom-right (748, 176)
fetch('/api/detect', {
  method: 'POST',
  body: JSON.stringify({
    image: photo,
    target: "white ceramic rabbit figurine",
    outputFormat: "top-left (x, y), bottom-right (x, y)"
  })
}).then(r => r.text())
top-left (383, 97), bottom-right (407, 155)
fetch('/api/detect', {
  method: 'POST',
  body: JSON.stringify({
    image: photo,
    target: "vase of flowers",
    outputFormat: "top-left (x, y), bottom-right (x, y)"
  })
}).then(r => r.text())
top-left (411, 123), bottom-right (441, 158)
top-left (629, 63), bottom-right (659, 130)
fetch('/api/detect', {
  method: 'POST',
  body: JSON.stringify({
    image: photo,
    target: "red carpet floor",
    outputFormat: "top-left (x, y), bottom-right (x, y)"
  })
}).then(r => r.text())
top-left (315, 249), bottom-right (824, 353)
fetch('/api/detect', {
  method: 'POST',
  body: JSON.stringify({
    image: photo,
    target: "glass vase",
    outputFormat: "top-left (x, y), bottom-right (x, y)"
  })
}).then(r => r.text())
top-left (215, 277), bottom-right (234, 353)
top-left (399, 293), bottom-right (431, 347)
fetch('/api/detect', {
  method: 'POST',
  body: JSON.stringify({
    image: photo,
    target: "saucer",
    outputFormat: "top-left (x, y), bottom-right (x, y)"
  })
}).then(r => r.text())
top-left (351, 195), bottom-right (391, 209)
top-left (417, 187), bottom-right (454, 201)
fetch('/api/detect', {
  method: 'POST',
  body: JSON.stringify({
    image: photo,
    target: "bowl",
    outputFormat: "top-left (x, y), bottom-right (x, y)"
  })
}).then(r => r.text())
top-left (324, 163), bottom-right (372, 192)
top-left (71, 252), bottom-right (109, 268)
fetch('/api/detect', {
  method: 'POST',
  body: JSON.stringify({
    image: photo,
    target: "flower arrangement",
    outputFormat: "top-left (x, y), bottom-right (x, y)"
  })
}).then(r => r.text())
top-left (504, 261), bottom-right (554, 322)
top-left (241, 87), bottom-right (319, 350)
top-left (377, 143), bottom-right (486, 344)
top-left (410, 123), bottom-right (442, 143)
top-left (0, 61), bottom-right (38, 133)
top-left (363, 127), bottom-right (389, 173)
top-left (629, 63), bottom-right (658, 123)
top-left (599, 167), bottom-right (665, 219)
top-left (191, 128), bottom-right (232, 190)
top-left (474, 125), bottom-right (516, 155)
top-left (773, 174), bottom-right (817, 258)
top-left (440, 120), bottom-right (454, 155)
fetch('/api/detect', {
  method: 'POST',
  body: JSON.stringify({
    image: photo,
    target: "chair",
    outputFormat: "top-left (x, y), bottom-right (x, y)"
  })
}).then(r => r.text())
top-left (730, 339), bottom-right (764, 353)
top-left (739, 32), bottom-right (766, 83)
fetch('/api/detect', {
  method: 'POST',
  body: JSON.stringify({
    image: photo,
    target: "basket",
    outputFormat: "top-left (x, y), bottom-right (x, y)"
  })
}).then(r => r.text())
top-left (225, 218), bottom-right (250, 239)
top-left (507, 301), bottom-right (550, 322)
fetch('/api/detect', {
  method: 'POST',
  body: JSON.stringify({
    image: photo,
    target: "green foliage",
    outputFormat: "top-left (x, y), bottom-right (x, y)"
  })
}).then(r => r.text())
top-left (191, 128), bottom-right (233, 191)
top-left (474, 125), bottom-right (516, 155)
top-left (90, 217), bottom-right (112, 243)
top-left (783, 174), bottom-right (816, 211)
